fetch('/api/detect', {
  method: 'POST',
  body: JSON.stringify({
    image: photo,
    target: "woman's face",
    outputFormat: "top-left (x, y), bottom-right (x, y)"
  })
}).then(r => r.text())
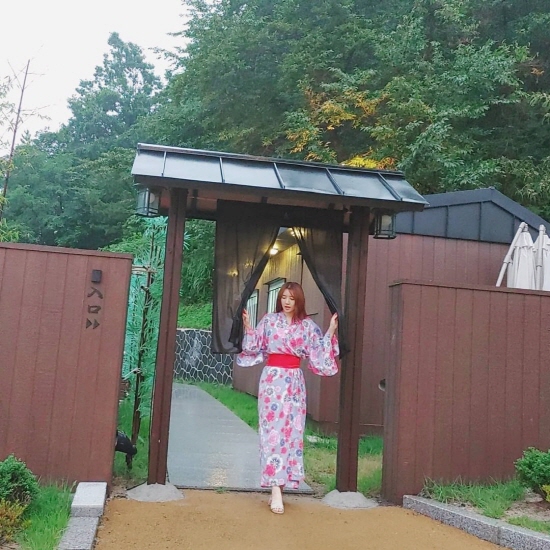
top-left (281, 290), bottom-right (296, 316)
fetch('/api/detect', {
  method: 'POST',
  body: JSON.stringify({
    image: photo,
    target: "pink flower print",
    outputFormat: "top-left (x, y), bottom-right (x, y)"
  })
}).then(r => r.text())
top-left (267, 429), bottom-right (279, 446)
top-left (265, 464), bottom-right (276, 477)
top-left (283, 401), bottom-right (292, 415)
top-left (266, 410), bottom-right (275, 422)
top-left (293, 414), bottom-right (302, 430)
top-left (281, 447), bottom-right (287, 454)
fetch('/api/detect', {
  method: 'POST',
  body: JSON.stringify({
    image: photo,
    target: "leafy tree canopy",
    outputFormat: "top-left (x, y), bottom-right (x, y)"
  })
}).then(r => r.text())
top-left (5, 0), bottom-right (550, 259)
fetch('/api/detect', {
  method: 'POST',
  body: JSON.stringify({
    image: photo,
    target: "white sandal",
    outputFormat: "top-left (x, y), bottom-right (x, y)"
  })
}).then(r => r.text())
top-left (268, 496), bottom-right (284, 514)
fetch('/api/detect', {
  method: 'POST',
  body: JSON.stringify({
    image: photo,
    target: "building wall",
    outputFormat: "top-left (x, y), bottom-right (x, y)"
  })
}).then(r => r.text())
top-left (0, 243), bottom-right (132, 484)
top-left (233, 233), bottom-right (508, 434)
top-left (382, 281), bottom-right (550, 503)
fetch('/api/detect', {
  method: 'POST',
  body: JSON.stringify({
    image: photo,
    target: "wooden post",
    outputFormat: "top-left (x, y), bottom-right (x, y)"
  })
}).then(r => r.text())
top-left (336, 206), bottom-right (370, 492)
top-left (148, 188), bottom-right (187, 485)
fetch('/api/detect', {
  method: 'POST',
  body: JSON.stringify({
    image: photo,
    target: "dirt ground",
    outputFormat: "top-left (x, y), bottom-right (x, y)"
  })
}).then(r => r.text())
top-left (504, 491), bottom-right (550, 522)
top-left (94, 490), bottom-right (499, 550)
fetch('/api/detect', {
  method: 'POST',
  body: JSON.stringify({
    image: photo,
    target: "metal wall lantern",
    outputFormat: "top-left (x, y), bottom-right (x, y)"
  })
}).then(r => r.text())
top-left (136, 187), bottom-right (161, 217)
top-left (373, 211), bottom-right (397, 239)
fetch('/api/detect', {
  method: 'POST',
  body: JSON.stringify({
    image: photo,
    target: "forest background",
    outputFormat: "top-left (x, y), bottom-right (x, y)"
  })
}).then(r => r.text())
top-left (1, 0), bottom-right (550, 324)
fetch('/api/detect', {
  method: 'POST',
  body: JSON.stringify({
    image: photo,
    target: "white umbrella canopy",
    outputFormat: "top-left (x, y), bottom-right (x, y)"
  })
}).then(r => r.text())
top-left (534, 225), bottom-right (550, 291)
top-left (497, 222), bottom-right (537, 289)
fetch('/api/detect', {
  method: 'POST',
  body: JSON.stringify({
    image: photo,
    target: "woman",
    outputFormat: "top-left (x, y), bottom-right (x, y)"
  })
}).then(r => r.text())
top-left (237, 281), bottom-right (339, 514)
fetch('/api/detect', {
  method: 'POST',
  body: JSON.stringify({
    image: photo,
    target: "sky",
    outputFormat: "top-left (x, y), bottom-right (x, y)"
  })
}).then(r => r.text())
top-left (1, 0), bottom-right (186, 149)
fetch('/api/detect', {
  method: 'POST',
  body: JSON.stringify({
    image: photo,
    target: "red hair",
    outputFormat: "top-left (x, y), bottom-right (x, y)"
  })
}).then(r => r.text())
top-left (276, 282), bottom-right (307, 321)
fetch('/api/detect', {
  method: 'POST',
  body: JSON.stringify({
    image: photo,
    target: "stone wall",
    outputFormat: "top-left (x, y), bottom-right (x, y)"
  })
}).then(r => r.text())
top-left (174, 329), bottom-right (233, 385)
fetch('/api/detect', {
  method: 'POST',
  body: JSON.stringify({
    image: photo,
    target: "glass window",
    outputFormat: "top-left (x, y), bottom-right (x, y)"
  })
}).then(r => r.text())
top-left (246, 290), bottom-right (259, 328)
top-left (267, 278), bottom-right (286, 313)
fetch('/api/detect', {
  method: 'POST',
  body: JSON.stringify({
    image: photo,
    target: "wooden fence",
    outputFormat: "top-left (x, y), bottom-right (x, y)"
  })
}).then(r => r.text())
top-left (382, 280), bottom-right (550, 503)
top-left (0, 243), bottom-right (132, 484)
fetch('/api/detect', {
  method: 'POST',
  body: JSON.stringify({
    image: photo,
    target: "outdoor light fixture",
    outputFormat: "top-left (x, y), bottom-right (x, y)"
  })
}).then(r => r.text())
top-left (373, 211), bottom-right (397, 239)
top-left (136, 187), bottom-right (161, 217)
top-left (270, 247), bottom-right (279, 256)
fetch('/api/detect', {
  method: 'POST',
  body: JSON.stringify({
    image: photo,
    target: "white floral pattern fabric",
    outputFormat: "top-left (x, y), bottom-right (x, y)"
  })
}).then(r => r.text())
top-left (236, 312), bottom-right (339, 488)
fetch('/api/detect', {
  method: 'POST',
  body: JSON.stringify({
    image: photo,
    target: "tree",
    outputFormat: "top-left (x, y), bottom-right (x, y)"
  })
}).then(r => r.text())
top-left (4, 34), bottom-right (159, 248)
top-left (6, 146), bottom-right (135, 248)
top-left (64, 32), bottom-right (162, 157)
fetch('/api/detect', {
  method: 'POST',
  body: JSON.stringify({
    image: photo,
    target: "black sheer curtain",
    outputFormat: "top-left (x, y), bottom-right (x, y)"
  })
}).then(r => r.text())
top-left (293, 211), bottom-right (348, 356)
top-left (212, 200), bottom-right (280, 353)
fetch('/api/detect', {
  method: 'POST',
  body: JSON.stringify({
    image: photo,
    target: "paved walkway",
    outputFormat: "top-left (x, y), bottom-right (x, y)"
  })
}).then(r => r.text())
top-left (167, 383), bottom-right (312, 492)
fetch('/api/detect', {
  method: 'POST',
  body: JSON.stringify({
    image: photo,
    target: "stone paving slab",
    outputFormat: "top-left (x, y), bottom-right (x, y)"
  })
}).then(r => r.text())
top-left (167, 383), bottom-right (312, 493)
top-left (71, 482), bottom-right (107, 517)
top-left (58, 516), bottom-right (100, 550)
top-left (404, 495), bottom-right (550, 550)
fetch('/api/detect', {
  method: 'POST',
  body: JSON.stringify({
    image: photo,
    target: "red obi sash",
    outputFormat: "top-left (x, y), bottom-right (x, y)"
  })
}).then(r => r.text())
top-left (266, 354), bottom-right (301, 368)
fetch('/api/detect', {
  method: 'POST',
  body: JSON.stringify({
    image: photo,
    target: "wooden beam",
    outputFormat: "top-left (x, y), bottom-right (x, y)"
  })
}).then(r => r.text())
top-left (336, 206), bottom-right (370, 491)
top-left (148, 188), bottom-right (187, 484)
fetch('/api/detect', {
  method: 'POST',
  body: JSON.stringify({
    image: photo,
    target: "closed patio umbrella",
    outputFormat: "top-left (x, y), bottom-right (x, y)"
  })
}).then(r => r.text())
top-left (508, 225), bottom-right (536, 289)
top-left (496, 222), bottom-right (536, 289)
top-left (534, 225), bottom-right (550, 291)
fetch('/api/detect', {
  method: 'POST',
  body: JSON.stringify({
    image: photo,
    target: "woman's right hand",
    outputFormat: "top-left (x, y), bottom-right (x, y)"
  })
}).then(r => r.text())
top-left (242, 309), bottom-right (251, 332)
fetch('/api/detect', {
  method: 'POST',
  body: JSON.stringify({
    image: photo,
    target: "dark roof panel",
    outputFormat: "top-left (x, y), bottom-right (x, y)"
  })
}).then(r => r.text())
top-left (383, 174), bottom-right (428, 203)
top-left (479, 202), bottom-right (515, 242)
top-left (276, 164), bottom-right (335, 194)
top-left (329, 170), bottom-right (398, 201)
top-left (396, 187), bottom-right (550, 243)
top-left (222, 159), bottom-right (280, 188)
top-left (132, 144), bottom-right (428, 214)
top-left (164, 153), bottom-right (222, 183)
top-left (410, 206), bottom-right (449, 237)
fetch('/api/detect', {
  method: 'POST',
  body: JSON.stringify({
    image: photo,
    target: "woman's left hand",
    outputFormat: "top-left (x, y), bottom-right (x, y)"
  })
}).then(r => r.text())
top-left (328, 312), bottom-right (338, 338)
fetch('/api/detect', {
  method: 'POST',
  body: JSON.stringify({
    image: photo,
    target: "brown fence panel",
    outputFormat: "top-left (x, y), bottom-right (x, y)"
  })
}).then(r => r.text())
top-left (382, 280), bottom-right (550, 504)
top-left (0, 243), bottom-right (132, 484)
top-left (362, 236), bottom-right (508, 433)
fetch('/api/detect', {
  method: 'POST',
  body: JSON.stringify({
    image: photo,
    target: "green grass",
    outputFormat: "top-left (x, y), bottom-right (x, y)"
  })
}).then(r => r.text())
top-left (113, 397), bottom-right (150, 487)
top-left (177, 302), bottom-right (212, 329)
top-left (358, 465), bottom-right (383, 496)
top-left (16, 484), bottom-right (72, 550)
top-left (196, 381), bottom-right (383, 496)
top-left (422, 478), bottom-right (525, 519)
top-left (508, 516), bottom-right (550, 534)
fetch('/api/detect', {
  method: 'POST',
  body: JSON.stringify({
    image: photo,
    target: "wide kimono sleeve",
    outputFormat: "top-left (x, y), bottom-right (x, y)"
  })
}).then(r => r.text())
top-left (305, 319), bottom-right (339, 376)
top-left (236, 314), bottom-right (269, 367)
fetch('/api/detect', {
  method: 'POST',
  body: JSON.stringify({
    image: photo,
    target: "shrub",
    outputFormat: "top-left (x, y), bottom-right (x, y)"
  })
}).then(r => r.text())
top-left (0, 455), bottom-right (39, 506)
top-left (0, 499), bottom-right (28, 544)
top-left (515, 448), bottom-right (550, 495)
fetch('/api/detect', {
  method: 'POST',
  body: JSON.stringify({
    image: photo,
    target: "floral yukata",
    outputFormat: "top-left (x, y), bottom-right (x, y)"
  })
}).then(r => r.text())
top-left (236, 312), bottom-right (339, 489)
